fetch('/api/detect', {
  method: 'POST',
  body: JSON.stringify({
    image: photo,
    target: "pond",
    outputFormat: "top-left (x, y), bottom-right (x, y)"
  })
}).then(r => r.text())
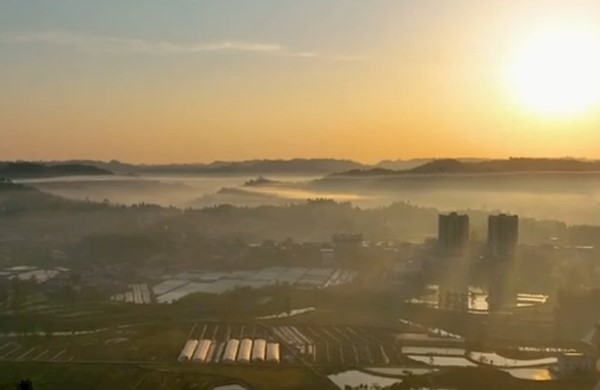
top-left (503, 368), bottom-right (554, 381)
top-left (407, 355), bottom-right (477, 367)
top-left (256, 307), bottom-right (316, 320)
top-left (398, 318), bottom-right (463, 340)
top-left (212, 385), bottom-right (248, 390)
top-left (364, 367), bottom-right (439, 376)
top-left (401, 346), bottom-right (465, 356)
top-left (469, 352), bottom-right (557, 367)
top-left (328, 370), bottom-right (402, 389)
top-left (407, 286), bottom-right (549, 313)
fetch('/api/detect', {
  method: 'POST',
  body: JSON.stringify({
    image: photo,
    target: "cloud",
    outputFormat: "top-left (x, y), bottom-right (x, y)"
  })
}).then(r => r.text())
top-left (0, 31), bottom-right (364, 61)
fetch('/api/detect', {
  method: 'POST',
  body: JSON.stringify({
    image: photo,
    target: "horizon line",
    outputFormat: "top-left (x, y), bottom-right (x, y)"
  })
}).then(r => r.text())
top-left (2, 156), bottom-right (599, 166)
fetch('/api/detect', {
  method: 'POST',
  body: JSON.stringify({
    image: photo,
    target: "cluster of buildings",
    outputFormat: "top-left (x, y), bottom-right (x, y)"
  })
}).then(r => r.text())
top-left (438, 212), bottom-right (519, 261)
top-left (434, 212), bottom-right (520, 312)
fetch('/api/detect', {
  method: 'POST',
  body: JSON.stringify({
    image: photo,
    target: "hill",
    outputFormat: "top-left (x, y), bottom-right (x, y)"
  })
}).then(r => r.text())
top-left (374, 158), bottom-right (487, 171)
top-left (0, 162), bottom-right (112, 179)
top-left (0, 178), bottom-right (87, 214)
top-left (57, 158), bottom-right (369, 176)
top-left (332, 158), bottom-right (600, 176)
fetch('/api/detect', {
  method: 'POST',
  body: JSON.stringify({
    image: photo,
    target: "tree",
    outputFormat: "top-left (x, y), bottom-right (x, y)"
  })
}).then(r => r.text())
top-left (16, 380), bottom-right (33, 390)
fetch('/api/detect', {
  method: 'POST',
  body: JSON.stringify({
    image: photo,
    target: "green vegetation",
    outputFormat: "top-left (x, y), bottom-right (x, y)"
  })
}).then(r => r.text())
top-left (144, 364), bottom-right (324, 390)
top-left (0, 362), bottom-right (323, 390)
top-left (0, 362), bottom-right (255, 390)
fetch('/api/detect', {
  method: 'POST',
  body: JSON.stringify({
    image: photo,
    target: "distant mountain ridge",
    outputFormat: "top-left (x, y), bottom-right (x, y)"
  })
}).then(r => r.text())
top-left (62, 158), bottom-right (485, 175)
top-left (374, 158), bottom-right (487, 170)
top-left (332, 158), bottom-right (600, 177)
top-left (51, 159), bottom-right (370, 175)
top-left (0, 162), bottom-right (112, 179)
top-left (9, 158), bottom-right (600, 178)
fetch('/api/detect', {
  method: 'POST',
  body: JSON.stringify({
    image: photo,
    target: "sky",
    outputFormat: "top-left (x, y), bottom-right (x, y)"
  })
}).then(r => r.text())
top-left (1, 0), bottom-right (600, 163)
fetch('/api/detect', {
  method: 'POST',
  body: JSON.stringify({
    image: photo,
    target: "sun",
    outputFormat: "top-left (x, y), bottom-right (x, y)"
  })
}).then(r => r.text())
top-left (510, 27), bottom-right (600, 117)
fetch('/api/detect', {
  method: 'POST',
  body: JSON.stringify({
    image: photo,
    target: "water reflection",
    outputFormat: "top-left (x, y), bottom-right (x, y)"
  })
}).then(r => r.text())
top-left (364, 367), bottom-right (438, 376)
top-left (469, 351), bottom-right (557, 367)
top-left (407, 285), bottom-right (548, 313)
top-left (328, 370), bottom-right (401, 389)
top-left (503, 368), bottom-right (554, 381)
top-left (212, 385), bottom-right (248, 390)
top-left (407, 355), bottom-right (477, 367)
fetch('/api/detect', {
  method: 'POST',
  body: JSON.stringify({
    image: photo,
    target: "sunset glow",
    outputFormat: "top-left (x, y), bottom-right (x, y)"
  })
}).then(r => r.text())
top-left (2, 1), bottom-right (600, 162)
top-left (510, 26), bottom-right (600, 117)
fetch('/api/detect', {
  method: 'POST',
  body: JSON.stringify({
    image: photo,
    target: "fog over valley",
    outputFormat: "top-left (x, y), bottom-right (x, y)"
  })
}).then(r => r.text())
top-left (16, 168), bottom-right (600, 225)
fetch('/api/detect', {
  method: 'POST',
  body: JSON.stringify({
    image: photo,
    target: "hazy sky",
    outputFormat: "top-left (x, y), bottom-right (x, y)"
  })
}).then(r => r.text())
top-left (2, 0), bottom-right (600, 163)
